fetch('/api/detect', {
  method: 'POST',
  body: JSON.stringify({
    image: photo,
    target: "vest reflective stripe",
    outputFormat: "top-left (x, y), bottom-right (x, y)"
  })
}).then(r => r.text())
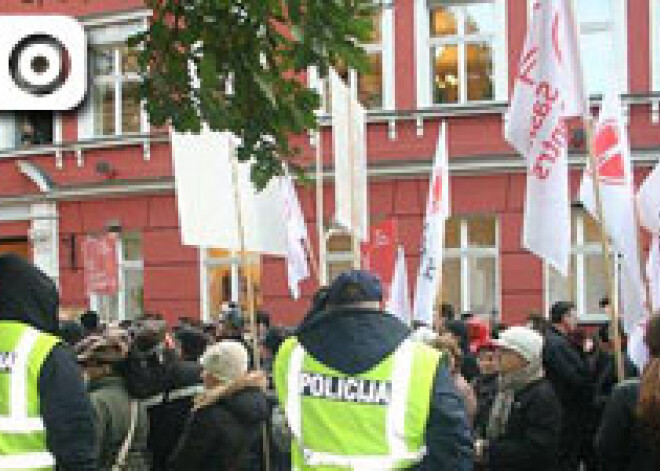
top-left (0, 322), bottom-right (59, 470)
top-left (0, 451), bottom-right (55, 469)
top-left (276, 337), bottom-right (441, 471)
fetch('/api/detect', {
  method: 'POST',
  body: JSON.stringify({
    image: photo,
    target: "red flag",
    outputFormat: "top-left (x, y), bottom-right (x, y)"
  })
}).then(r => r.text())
top-left (361, 219), bottom-right (397, 296)
top-left (83, 234), bottom-right (119, 296)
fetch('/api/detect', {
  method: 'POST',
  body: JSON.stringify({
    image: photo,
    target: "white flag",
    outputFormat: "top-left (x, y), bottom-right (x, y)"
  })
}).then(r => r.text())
top-left (330, 69), bottom-right (369, 241)
top-left (648, 236), bottom-right (660, 313)
top-left (387, 246), bottom-right (412, 325)
top-left (413, 121), bottom-right (450, 326)
top-left (171, 129), bottom-right (286, 255)
top-left (579, 90), bottom-right (647, 333)
top-left (280, 172), bottom-right (310, 299)
top-left (637, 163), bottom-right (660, 234)
top-left (506, 0), bottom-right (587, 275)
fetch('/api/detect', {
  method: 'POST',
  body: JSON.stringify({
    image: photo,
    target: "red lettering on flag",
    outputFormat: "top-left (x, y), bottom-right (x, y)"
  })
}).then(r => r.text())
top-left (591, 120), bottom-right (625, 185)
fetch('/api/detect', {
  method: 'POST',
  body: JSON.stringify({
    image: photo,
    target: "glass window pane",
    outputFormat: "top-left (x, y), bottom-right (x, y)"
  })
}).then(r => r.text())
top-left (97, 294), bottom-right (119, 324)
top-left (468, 256), bottom-right (497, 316)
top-left (584, 253), bottom-right (609, 318)
top-left (468, 217), bottom-right (496, 248)
top-left (238, 258), bottom-right (262, 316)
top-left (548, 256), bottom-right (578, 307)
top-left (208, 265), bottom-right (232, 320)
top-left (441, 258), bottom-right (461, 314)
top-left (580, 30), bottom-right (614, 96)
top-left (124, 268), bottom-right (144, 320)
top-left (93, 83), bottom-right (115, 136)
top-left (366, 11), bottom-right (382, 44)
top-left (358, 52), bottom-right (383, 109)
top-left (430, 6), bottom-right (459, 37)
top-left (209, 248), bottom-right (231, 259)
top-left (466, 42), bottom-right (494, 101)
top-left (583, 212), bottom-right (603, 244)
top-left (574, 0), bottom-right (613, 25)
top-left (445, 218), bottom-right (460, 249)
top-left (92, 47), bottom-right (114, 76)
top-left (464, 2), bottom-right (496, 35)
top-left (122, 233), bottom-right (142, 261)
top-left (432, 45), bottom-right (459, 104)
top-left (328, 233), bottom-right (352, 253)
top-left (329, 261), bottom-right (353, 283)
top-left (121, 81), bottom-right (142, 134)
top-left (120, 46), bottom-right (140, 75)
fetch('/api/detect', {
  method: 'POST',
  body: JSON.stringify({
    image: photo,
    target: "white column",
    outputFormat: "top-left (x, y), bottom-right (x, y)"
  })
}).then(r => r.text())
top-left (29, 203), bottom-right (59, 285)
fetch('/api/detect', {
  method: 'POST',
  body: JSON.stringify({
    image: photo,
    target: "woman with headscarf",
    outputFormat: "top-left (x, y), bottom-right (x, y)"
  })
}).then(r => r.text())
top-left (474, 326), bottom-right (562, 471)
top-left (595, 314), bottom-right (660, 470)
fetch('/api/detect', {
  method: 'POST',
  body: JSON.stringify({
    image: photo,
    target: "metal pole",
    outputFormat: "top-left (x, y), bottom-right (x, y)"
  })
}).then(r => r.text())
top-left (315, 129), bottom-right (328, 286)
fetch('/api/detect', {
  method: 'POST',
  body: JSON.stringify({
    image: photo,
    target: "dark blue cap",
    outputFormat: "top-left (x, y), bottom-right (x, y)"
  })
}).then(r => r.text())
top-left (325, 270), bottom-right (383, 305)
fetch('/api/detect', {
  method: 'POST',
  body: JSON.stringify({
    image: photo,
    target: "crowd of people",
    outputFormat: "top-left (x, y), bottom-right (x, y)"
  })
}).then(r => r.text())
top-left (1, 252), bottom-right (660, 470)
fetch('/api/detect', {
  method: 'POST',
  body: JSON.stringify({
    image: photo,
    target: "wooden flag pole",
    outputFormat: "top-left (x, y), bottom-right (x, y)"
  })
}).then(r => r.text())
top-left (229, 149), bottom-right (270, 471)
top-left (347, 82), bottom-right (361, 270)
top-left (315, 129), bottom-right (328, 286)
top-left (583, 115), bottom-right (626, 382)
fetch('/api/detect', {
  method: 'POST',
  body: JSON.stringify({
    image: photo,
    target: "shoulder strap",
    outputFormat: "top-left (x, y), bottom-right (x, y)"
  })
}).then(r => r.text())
top-left (112, 401), bottom-right (139, 471)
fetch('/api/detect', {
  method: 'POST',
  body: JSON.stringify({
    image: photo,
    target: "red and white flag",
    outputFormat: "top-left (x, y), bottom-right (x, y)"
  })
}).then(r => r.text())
top-left (506, 0), bottom-right (587, 275)
top-left (579, 90), bottom-right (647, 333)
top-left (280, 171), bottom-right (310, 299)
top-left (647, 236), bottom-right (660, 313)
top-left (361, 219), bottom-right (397, 297)
top-left (330, 69), bottom-right (368, 241)
top-left (83, 233), bottom-right (119, 296)
top-left (387, 246), bottom-right (412, 325)
top-left (414, 121), bottom-right (450, 326)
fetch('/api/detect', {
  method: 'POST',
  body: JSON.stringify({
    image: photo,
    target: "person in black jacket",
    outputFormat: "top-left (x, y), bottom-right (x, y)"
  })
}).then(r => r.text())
top-left (595, 314), bottom-right (660, 471)
top-left (472, 341), bottom-right (499, 439)
top-left (542, 301), bottom-right (591, 471)
top-left (285, 271), bottom-right (474, 470)
top-left (169, 340), bottom-right (270, 471)
top-left (475, 326), bottom-right (561, 471)
top-left (0, 254), bottom-right (97, 470)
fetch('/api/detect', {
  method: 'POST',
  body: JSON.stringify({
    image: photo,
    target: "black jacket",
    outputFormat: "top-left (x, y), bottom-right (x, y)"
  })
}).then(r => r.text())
top-left (295, 307), bottom-right (474, 470)
top-left (595, 380), bottom-right (659, 471)
top-left (0, 254), bottom-right (97, 471)
top-left (473, 373), bottom-right (498, 439)
top-left (168, 387), bottom-right (270, 471)
top-left (485, 379), bottom-right (562, 471)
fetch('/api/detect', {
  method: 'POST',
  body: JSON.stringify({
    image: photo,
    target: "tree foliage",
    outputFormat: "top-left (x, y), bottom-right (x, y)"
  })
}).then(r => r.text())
top-left (130, 0), bottom-right (375, 188)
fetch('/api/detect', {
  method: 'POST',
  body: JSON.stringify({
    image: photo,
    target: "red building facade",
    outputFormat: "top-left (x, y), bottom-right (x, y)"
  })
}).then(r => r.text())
top-left (0, 0), bottom-right (658, 326)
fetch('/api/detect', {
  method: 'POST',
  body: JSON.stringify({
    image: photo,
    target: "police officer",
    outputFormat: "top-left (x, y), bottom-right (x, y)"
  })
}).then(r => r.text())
top-left (274, 270), bottom-right (473, 470)
top-left (0, 254), bottom-right (97, 470)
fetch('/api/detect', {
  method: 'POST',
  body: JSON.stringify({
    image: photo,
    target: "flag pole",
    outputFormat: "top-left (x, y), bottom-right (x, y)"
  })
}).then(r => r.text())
top-left (348, 82), bottom-right (361, 269)
top-left (229, 146), bottom-right (270, 471)
top-left (583, 115), bottom-right (626, 382)
top-left (315, 128), bottom-right (328, 286)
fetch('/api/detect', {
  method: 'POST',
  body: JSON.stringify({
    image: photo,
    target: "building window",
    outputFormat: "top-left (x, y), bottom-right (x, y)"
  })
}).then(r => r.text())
top-left (201, 249), bottom-right (262, 322)
top-left (545, 210), bottom-right (615, 323)
top-left (652, 0), bottom-right (660, 92)
top-left (0, 111), bottom-right (55, 151)
top-left (441, 216), bottom-right (500, 319)
top-left (326, 230), bottom-right (355, 282)
top-left (90, 232), bottom-right (144, 323)
top-left (416, 0), bottom-right (507, 107)
top-left (310, 5), bottom-right (395, 111)
top-left (79, 19), bottom-right (147, 139)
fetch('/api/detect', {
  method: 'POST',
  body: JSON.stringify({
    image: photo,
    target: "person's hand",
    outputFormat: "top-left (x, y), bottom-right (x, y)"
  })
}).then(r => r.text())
top-left (474, 439), bottom-right (487, 463)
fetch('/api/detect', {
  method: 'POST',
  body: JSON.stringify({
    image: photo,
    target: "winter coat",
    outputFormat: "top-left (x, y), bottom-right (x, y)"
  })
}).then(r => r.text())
top-left (595, 379), bottom-right (659, 471)
top-left (294, 307), bottom-right (474, 471)
top-left (484, 378), bottom-right (562, 471)
top-left (143, 358), bottom-right (202, 471)
top-left (88, 375), bottom-right (151, 470)
top-left (473, 373), bottom-right (498, 439)
top-left (0, 254), bottom-right (97, 470)
top-left (168, 386), bottom-right (270, 471)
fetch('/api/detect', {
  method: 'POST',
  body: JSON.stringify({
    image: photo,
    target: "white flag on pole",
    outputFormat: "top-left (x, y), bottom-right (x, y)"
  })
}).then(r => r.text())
top-left (171, 129), bottom-right (286, 255)
top-left (280, 171), bottom-right (310, 299)
top-left (330, 69), bottom-right (369, 241)
top-left (506, 0), bottom-right (587, 275)
top-left (648, 236), bottom-right (660, 312)
top-left (413, 122), bottom-right (450, 326)
top-left (637, 163), bottom-right (660, 234)
top-left (387, 246), bottom-right (412, 325)
top-left (579, 89), bottom-right (647, 333)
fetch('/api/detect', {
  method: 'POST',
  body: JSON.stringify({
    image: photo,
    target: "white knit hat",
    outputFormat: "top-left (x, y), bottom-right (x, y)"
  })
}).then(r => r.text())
top-left (199, 340), bottom-right (249, 383)
top-left (494, 326), bottom-right (544, 363)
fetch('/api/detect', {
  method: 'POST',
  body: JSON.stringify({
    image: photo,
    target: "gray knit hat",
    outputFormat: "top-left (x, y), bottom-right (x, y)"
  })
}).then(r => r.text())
top-left (199, 340), bottom-right (249, 383)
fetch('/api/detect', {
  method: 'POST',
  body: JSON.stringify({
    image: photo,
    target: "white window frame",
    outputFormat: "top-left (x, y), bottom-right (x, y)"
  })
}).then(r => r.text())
top-left (415, 0), bottom-right (508, 108)
top-left (79, 17), bottom-right (149, 140)
top-left (543, 211), bottom-right (618, 323)
top-left (89, 234), bottom-right (145, 322)
top-left (652, 0), bottom-right (660, 92)
top-left (309, 4), bottom-right (396, 112)
top-left (526, 0), bottom-right (628, 96)
top-left (444, 216), bottom-right (501, 318)
top-left (200, 249), bottom-right (260, 322)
